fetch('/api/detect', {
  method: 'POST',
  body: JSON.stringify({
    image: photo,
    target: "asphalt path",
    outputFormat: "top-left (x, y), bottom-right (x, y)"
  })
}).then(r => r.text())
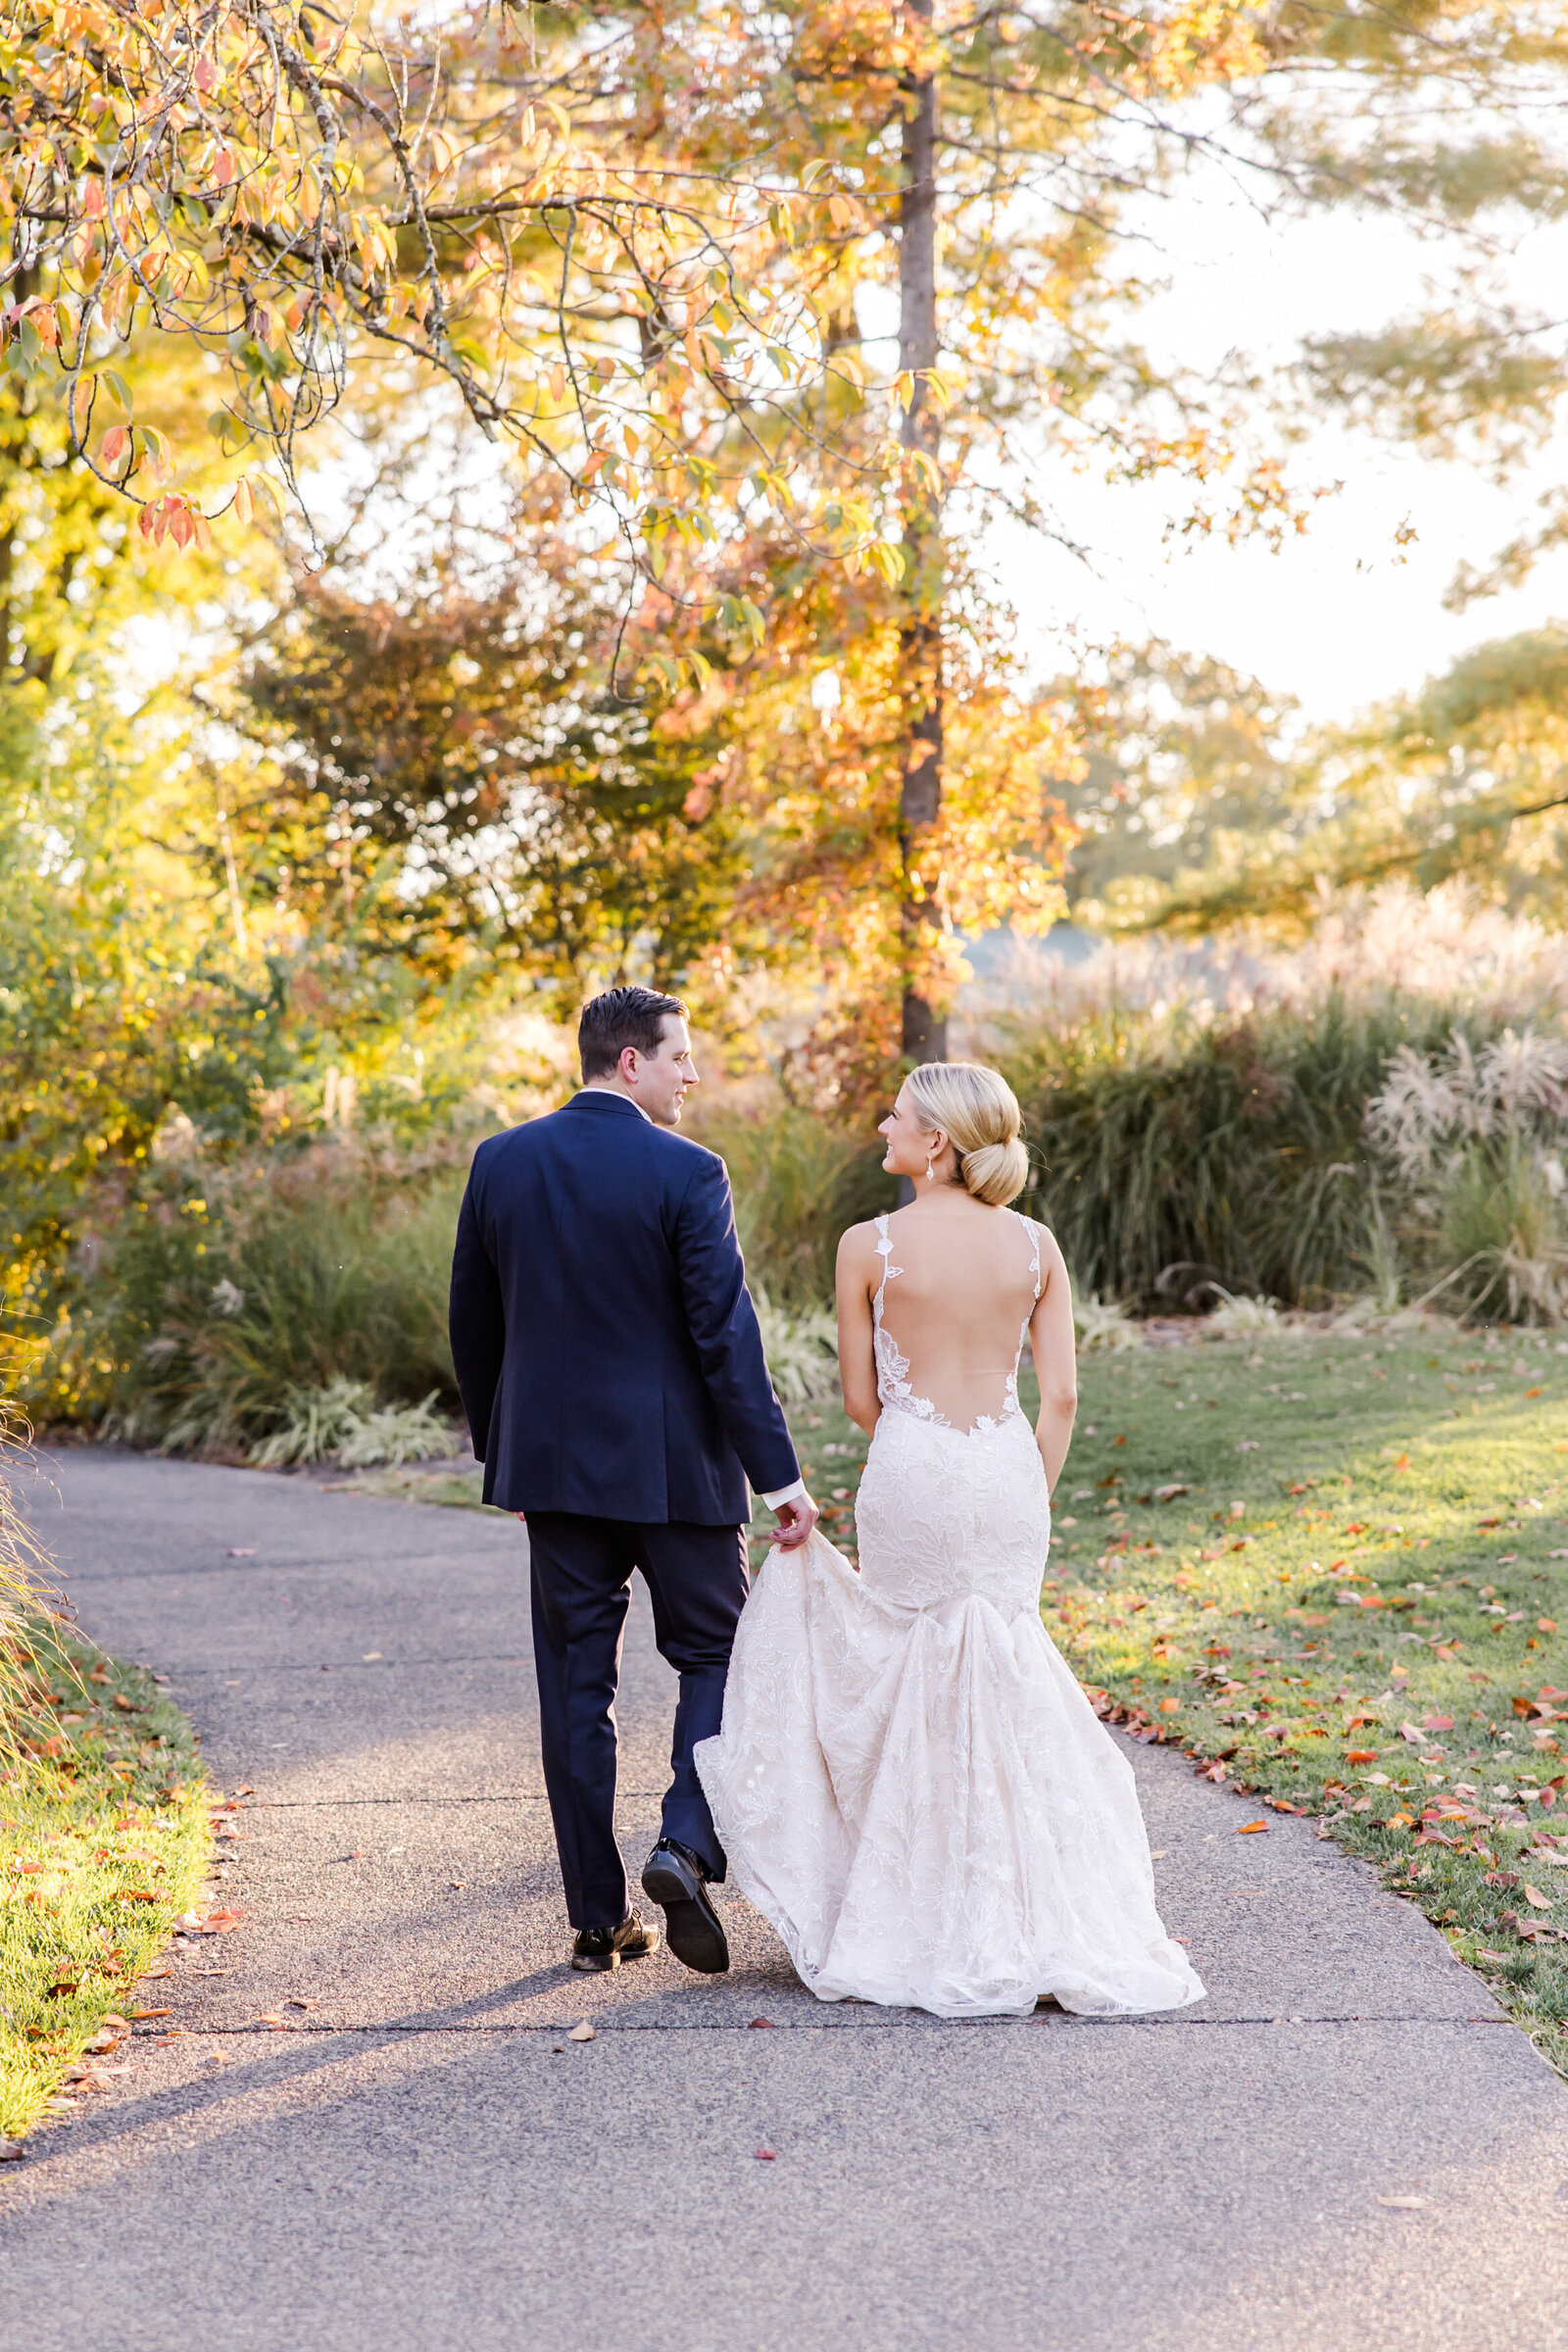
top-left (3, 1446), bottom-right (1567, 2350)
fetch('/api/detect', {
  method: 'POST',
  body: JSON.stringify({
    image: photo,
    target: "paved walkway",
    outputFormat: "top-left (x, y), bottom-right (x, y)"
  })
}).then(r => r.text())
top-left (3, 1447), bottom-right (1567, 2349)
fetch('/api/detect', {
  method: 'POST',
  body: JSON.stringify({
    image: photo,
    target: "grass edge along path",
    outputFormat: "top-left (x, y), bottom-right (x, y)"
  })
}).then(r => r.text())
top-left (1, 1619), bottom-right (213, 2147)
top-left (1045, 1316), bottom-right (1568, 2082)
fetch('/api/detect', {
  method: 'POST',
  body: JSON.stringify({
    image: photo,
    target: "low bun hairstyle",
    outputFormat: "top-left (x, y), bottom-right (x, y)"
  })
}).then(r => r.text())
top-left (903, 1061), bottom-right (1030, 1207)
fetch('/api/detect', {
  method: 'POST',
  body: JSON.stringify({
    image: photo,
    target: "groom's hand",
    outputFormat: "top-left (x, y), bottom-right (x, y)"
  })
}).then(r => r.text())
top-left (772, 1494), bottom-right (818, 1551)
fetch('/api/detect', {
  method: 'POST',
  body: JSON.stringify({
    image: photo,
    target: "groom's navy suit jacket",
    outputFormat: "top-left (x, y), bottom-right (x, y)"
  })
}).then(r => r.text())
top-left (448, 1089), bottom-right (799, 1525)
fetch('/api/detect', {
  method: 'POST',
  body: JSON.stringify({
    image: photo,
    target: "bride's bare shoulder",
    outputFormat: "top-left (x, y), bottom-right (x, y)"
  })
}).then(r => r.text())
top-left (835, 1217), bottom-right (886, 1269)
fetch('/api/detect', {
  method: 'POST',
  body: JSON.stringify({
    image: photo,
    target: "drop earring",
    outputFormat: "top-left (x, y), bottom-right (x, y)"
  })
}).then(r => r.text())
top-left (925, 1152), bottom-right (936, 1183)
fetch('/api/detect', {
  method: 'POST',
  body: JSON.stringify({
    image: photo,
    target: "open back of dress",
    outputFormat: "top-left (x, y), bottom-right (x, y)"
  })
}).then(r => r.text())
top-left (872, 1204), bottom-right (1042, 1435)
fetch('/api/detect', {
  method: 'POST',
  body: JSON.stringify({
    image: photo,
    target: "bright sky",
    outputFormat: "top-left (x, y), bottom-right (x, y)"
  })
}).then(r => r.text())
top-left (987, 188), bottom-right (1568, 723)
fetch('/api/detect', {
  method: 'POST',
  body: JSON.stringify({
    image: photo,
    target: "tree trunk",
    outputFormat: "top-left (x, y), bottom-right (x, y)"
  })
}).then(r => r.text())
top-left (897, 0), bottom-right (945, 1066)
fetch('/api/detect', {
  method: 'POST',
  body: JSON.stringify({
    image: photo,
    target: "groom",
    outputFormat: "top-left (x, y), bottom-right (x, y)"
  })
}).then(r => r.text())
top-left (448, 986), bottom-right (817, 1977)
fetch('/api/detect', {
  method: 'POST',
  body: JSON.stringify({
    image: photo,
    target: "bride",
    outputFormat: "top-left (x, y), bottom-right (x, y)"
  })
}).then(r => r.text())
top-left (695, 1060), bottom-right (1205, 2020)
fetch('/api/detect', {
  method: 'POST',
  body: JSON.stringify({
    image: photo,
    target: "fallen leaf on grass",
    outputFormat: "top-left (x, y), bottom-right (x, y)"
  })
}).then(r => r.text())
top-left (1348, 1749), bottom-right (1381, 1765)
top-left (1422, 1714), bottom-right (1454, 1732)
top-left (567, 2021), bottom-right (595, 2042)
top-left (1542, 1620), bottom-right (1559, 1635)
top-left (1376, 2194), bottom-right (1430, 2211)
top-left (1238, 1821), bottom-right (1269, 1835)
top-left (1154, 1484), bottom-right (1191, 1502)
top-left (1523, 1885), bottom-right (1555, 1909)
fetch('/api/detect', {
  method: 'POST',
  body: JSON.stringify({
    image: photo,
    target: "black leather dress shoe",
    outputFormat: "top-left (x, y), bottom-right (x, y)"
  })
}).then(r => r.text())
top-left (641, 1840), bottom-right (729, 1975)
top-left (571, 1910), bottom-right (661, 1973)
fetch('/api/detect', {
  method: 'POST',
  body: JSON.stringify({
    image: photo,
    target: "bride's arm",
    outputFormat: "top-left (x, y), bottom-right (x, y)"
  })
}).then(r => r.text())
top-left (1028, 1231), bottom-right (1078, 1494)
top-left (835, 1225), bottom-right (881, 1437)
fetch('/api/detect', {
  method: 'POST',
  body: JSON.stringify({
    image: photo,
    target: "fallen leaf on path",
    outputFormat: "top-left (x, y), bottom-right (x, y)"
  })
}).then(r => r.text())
top-left (447, 1881), bottom-right (466, 1890)
top-left (1238, 1821), bottom-right (1269, 1835)
top-left (128, 2007), bottom-right (171, 2020)
top-left (0, 2139), bottom-right (24, 2162)
top-left (756, 2147), bottom-right (776, 2161)
top-left (1376, 2195), bottom-right (1430, 2210)
top-left (205, 1907), bottom-right (247, 1933)
top-left (287, 1997), bottom-right (319, 2010)
top-left (567, 2022), bottom-right (596, 2042)
top-left (749, 2018), bottom-right (774, 2029)
top-left (142, 1964), bottom-right (171, 1981)
top-left (257, 2014), bottom-right (285, 2026)
top-left (362, 1652), bottom-right (382, 1662)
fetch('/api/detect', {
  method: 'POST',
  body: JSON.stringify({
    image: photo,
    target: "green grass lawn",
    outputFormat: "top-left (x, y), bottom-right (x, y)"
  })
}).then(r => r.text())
top-left (1, 1623), bottom-right (212, 2143)
top-left (337, 1313), bottom-right (1568, 2074)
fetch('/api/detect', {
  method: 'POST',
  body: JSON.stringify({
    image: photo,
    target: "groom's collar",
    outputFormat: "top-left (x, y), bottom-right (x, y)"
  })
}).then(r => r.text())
top-left (571, 1085), bottom-right (653, 1125)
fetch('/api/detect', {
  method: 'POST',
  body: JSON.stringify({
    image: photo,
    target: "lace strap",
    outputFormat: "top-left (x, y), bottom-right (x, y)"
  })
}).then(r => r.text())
top-left (872, 1212), bottom-right (897, 1315)
top-left (1020, 1212), bottom-right (1042, 1302)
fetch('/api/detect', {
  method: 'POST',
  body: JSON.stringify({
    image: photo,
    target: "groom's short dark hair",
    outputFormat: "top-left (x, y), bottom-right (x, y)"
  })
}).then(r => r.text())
top-left (578, 986), bottom-right (689, 1080)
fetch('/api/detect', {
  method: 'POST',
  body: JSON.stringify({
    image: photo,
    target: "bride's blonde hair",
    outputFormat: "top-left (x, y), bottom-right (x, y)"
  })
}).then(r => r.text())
top-left (903, 1061), bottom-right (1030, 1208)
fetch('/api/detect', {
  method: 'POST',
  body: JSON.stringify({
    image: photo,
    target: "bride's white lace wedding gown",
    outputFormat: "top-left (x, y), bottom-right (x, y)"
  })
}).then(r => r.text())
top-left (695, 1208), bottom-right (1206, 2020)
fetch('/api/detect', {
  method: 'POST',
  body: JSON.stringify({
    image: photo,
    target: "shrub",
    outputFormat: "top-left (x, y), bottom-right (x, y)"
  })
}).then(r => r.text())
top-left (1001, 995), bottom-right (1465, 1310)
top-left (35, 1149), bottom-right (466, 1454)
top-left (694, 1103), bottom-right (894, 1307)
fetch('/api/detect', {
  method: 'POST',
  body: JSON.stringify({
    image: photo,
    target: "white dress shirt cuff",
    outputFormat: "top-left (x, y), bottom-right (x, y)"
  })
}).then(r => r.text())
top-left (761, 1479), bottom-right (808, 1510)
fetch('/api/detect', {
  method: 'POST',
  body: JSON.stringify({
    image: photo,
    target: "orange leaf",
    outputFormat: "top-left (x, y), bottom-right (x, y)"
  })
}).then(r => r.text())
top-left (1347, 1748), bottom-right (1380, 1764)
top-left (232, 477), bottom-right (253, 526)
top-left (1540, 1619), bottom-right (1558, 1635)
top-left (1237, 1820), bottom-right (1269, 1835)
top-left (1527, 1387), bottom-right (1544, 1398)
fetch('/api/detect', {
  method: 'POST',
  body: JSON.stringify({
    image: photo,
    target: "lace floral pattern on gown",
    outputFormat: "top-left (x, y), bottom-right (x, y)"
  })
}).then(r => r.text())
top-left (695, 1210), bottom-right (1206, 2020)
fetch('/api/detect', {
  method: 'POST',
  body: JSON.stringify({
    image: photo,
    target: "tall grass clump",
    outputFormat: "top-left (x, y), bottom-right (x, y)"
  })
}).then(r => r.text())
top-left (1368, 1031), bottom-right (1568, 1321)
top-left (30, 1141), bottom-right (466, 1457)
top-left (694, 1102), bottom-right (895, 1308)
top-left (1001, 994), bottom-right (1453, 1310)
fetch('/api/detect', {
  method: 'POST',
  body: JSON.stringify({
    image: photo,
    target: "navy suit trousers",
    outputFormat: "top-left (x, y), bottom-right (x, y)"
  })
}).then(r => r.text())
top-left (525, 1513), bottom-right (751, 1931)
